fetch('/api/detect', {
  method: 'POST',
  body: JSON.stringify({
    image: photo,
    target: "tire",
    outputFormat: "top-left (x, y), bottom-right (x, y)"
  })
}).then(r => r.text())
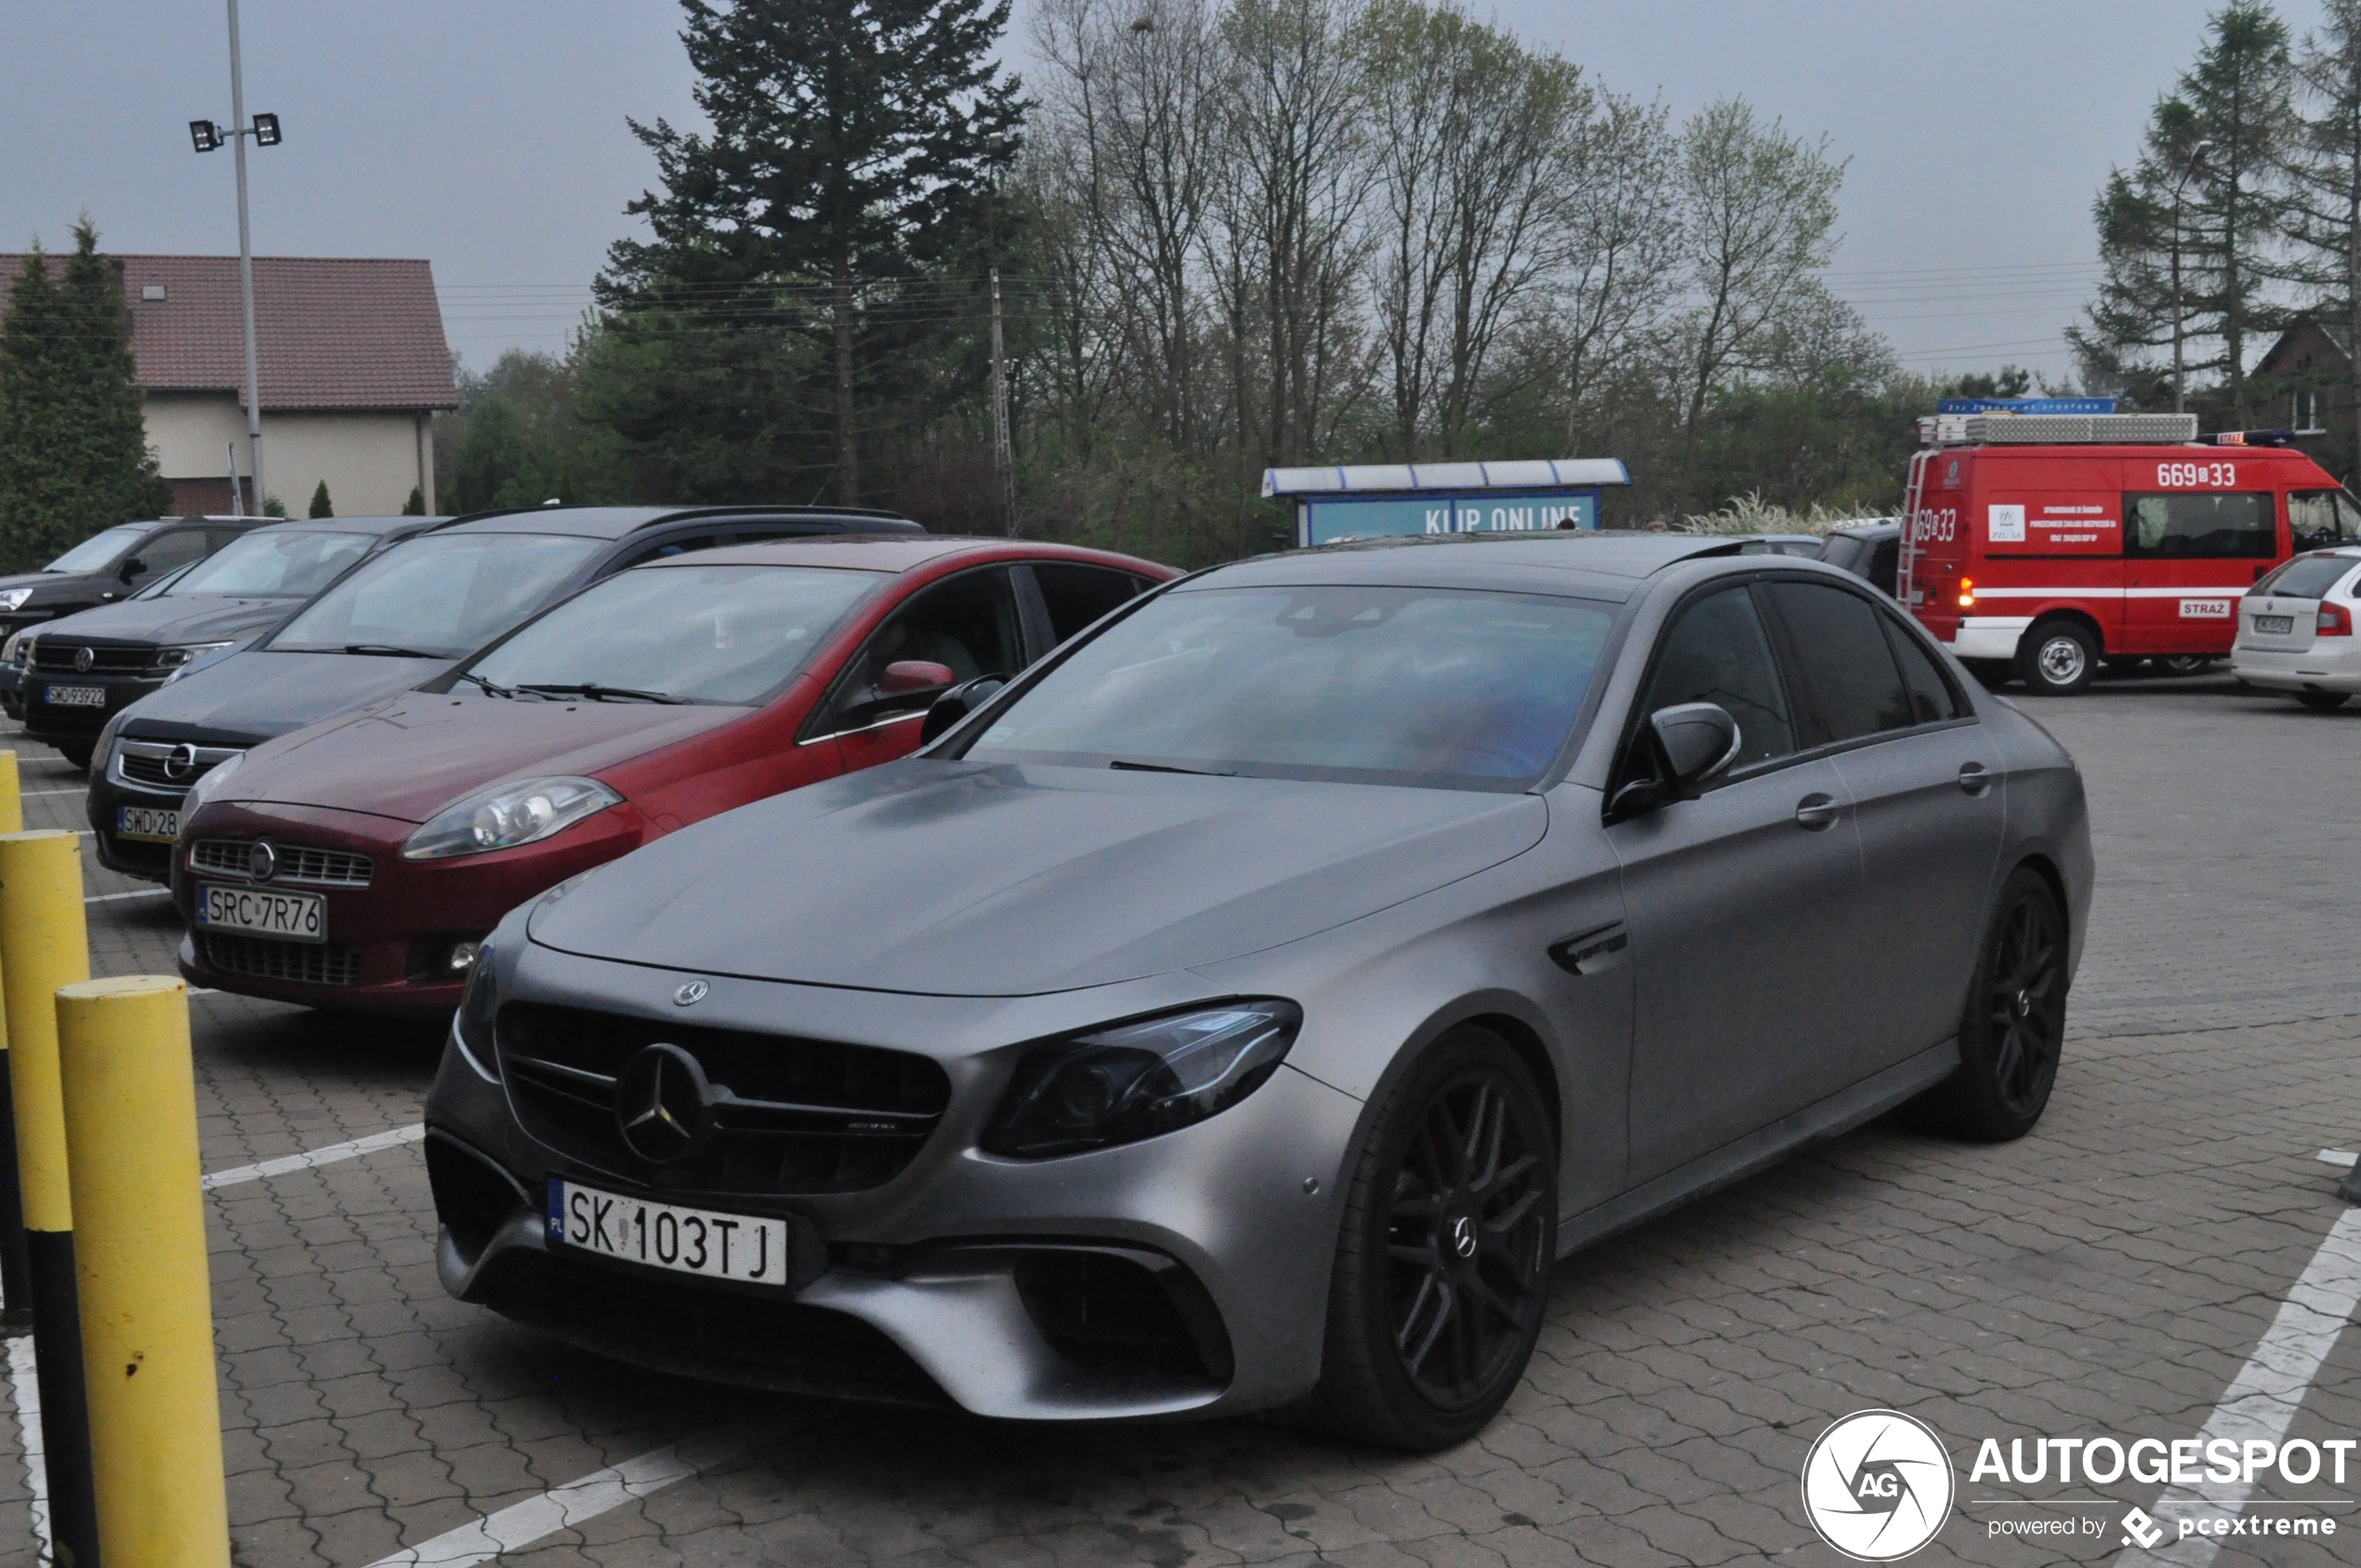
top-left (54, 743), bottom-right (93, 772)
top-left (1912, 867), bottom-right (2067, 1141)
top-left (2156, 654), bottom-right (2213, 677)
top-left (1308, 1026), bottom-right (1556, 1451)
top-left (2016, 621), bottom-right (2098, 696)
top-left (2296, 690), bottom-right (2352, 711)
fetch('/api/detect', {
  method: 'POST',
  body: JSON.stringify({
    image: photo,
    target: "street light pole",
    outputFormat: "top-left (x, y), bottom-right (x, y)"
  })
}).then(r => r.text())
top-left (2170, 140), bottom-right (2214, 416)
top-left (226, 0), bottom-right (265, 512)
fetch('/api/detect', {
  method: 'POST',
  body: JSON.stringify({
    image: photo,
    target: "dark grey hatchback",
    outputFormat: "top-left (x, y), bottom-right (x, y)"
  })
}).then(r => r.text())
top-left (429, 533), bottom-right (2092, 1450)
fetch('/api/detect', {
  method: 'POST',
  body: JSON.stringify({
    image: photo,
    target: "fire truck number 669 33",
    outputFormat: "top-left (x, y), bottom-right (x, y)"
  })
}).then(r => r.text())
top-left (2155, 461), bottom-right (2236, 487)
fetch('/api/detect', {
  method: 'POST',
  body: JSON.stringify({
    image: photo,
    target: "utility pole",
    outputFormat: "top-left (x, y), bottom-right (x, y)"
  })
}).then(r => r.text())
top-left (189, 0), bottom-right (279, 514)
top-left (990, 268), bottom-right (1017, 536)
top-left (2170, 139), bottom-right (2214, 417)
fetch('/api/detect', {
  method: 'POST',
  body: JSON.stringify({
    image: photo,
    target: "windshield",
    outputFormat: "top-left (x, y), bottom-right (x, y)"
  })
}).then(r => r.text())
top-left (46, 526), bottom-right (145, 573)
top-left (465, 564), bottom-right (880, 704)
top-left (966, 584), bottom-right (1615, 788)
top-left (268, 532), bottom-right (601, 658)
top-left (165, 529), bottom-right (376, 599)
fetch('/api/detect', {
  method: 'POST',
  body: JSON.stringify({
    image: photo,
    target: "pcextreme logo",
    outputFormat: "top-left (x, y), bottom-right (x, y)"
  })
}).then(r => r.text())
top-left (1801, 1410), bottom-right (1957, 1561)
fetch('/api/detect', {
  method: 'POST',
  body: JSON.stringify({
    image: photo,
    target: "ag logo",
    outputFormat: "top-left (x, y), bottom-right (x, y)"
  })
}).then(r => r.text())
top-left (1800, 1410), bottom-right (1954, 1561)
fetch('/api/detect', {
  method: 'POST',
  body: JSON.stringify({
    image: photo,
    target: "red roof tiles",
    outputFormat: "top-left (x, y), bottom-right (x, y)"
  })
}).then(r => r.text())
top-left (0, 253), bottom-right (455, 412)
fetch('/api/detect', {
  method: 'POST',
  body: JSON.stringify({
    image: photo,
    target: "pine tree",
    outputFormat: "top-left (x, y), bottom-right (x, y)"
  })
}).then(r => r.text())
top-left (2073, 4), bottom-right (2293, 421)
top-left (308, 480), bottom-right (333, 518)
top-left (603, 0), bottom-right (1025, 505)
top-left (402, 486), bottom-right (426, 515)
top-left (0, 220), bottom-right (172, 571)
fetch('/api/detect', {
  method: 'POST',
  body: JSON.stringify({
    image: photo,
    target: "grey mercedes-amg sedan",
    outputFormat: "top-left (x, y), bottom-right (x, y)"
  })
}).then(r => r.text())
top-left (424, 533), bottom-right (2091, 1450)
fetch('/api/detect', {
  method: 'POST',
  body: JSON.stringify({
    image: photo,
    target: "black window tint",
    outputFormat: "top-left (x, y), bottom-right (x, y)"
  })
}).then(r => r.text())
top-left (128, 528), bottom-right (210, 581)
top-left (634, 533), bottom-right (719, 563)
top-left (1640, 586), bottom-right (1795, 771)
top-left (824, 568), bottom-right (1022, 731)
top-left (1033, 562), bottom-right (1141, 644)
top-left (2125, 493), bottom-right (2275, 559)
top-left (1762, 581), bottom-right (1914, 744)
top-left (1880, 613), bottom-right (1959, 724)
top-left (1866, 537), bottom-right (1900, 598)
top-left (1819, 535), bottom-right (1864, 572)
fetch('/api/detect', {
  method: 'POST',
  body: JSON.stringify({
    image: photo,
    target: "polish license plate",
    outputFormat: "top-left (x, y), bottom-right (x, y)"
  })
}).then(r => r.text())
top-left (546, 1179), bottom-right (793, 1285)
top-left (114, 805), bottom-right (178, 843)
top-left (2254, 614), bottom-right (2294, 634)
top-left (44, 685), bottom-right (104, 707)
top-left (192, 882), bottom-right (325, 943)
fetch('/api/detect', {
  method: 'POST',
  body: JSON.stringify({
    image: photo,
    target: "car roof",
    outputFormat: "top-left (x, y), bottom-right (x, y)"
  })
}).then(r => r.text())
top-left (635, 536), bottom-right (1162, 573)
top-left (431, 504), bottom-right (923, 541)
top-left (250, 514), bottom-right (446, 536)
top-left (1188, 532), bottom-right (1763, 599)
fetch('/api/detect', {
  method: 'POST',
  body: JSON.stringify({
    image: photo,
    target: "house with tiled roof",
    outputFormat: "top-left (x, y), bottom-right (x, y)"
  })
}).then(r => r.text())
top-left (0, 253), bottom-right (457, 516)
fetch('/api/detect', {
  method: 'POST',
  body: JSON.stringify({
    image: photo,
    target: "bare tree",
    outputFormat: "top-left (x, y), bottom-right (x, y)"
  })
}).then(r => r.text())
top-left (2282, 0), bottom-right (2361, 468)
top-left (1673, 99), bottom-right (1845, 471)
top-left (1554, 91), bottom-right (1681, 452)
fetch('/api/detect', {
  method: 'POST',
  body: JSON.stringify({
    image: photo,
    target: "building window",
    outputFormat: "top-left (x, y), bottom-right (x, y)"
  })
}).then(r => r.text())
top-left (2295, 389), bottom-right (2322, 432)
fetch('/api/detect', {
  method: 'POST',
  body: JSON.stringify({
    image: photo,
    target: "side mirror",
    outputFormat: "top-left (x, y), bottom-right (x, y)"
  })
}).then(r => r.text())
top-left (879, 659), bottom-right (956, 697)
top-left (919, 675), bottom-right (1007, 744)
top-left (119, 558), bottom-right (146, 583)
top-left (1607, 702), bottom-right (1741, 820)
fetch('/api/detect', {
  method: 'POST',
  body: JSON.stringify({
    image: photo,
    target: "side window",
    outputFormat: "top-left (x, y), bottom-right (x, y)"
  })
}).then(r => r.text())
top-left (1761, 581), bottom-right (1915, 745)
top-left (1866, 537), bottom-right (1900, 598)
top-left (2124, 493), bottom-right (2275, 559)
top-left (818, 568), bottom-right (1022, 733)
top-left (2288, 490), bottom-right (2361, 552)
top-left (1878, 611), bottom-right (1961, 724)
top-left (627, 533), bottom-right (720, 565)
top-left (126, 528), bottom-right (210, 583)
top-left (1637, 586), bottom-right (1796, 772)
top-left (1032, 563), bottom-right (1142, 644)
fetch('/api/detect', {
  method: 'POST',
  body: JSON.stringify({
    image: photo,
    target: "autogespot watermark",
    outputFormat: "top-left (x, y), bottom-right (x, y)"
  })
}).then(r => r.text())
top-left (1799, 1412), bottom-right (2353, 1559)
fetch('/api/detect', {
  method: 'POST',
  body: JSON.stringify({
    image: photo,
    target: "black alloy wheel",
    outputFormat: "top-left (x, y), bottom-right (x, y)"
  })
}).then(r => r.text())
top-left (1311, 1026), bottom-right (1555, 1450)
top-left (1913, 867), bottom-right (2066, 1140)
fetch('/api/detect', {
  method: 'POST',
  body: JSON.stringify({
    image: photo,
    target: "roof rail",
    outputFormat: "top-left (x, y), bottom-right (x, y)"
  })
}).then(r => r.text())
top-left (1919, 413), bottom-right (2199, 447)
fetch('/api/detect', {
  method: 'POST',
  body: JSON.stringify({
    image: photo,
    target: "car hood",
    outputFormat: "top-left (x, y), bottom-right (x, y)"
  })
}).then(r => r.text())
top-left (528, 760), bottom-right (1549, 996)
top-left (28, 597), bottom-right (291, 647)
top-left (221, 692), bottom-right (750, 823)
top-left (112, 649), bottom-right (455, 746)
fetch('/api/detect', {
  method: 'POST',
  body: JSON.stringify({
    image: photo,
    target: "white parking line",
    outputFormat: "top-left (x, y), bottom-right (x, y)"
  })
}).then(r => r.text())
top-left (366, 1430), bottom-right (737, 1566)
top-left (4, 1336), bottom-right (49, 1564)
top-left (19, 788), bottom-right (86, 797)
top-left (202, 1124), bottom-right (427, 1191)
top-left (2115, 1206), bottom-right (2361, 1565)
top-left (2317, 1150), bottom-right (2357, 1169)
top-left (84, 888), bottom-right (168, 903)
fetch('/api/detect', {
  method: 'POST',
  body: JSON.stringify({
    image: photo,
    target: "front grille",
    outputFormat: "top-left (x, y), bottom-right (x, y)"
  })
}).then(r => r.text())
top-left (200, 933), bottom-right (363, 987)
top-left (112, 740), bottom-right (242, 793)
top-left (496, 1003), bottom-right (951, 1196)
top-left (1013, 1251), bottom-right (1231, 1384)
top-left (190, 838), bottom-right (374, 889)
top-left (33, 643), bottom-right (153, 675)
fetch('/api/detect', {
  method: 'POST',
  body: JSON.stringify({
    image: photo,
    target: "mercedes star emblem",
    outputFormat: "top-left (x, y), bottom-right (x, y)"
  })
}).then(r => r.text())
top-left (72, 646), bottom-right (93, 673)
top-left (1450, 1215), bottom-right (1478, 1259)
top-left (247, 840), bottom-right (278, 882)
top-left (614, 1042), bottom-right (715, 1164)
top-left (164, 743), bottom-right (200, 782)
top-left (672, 980), bottom-right (709, 1007)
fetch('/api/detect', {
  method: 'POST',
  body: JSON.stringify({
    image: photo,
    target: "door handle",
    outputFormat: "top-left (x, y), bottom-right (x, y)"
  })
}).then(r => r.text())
top-left (1795, 794), bottom-right (1840, 830)
top-left (1958, 762), bottom-right (1993, 796)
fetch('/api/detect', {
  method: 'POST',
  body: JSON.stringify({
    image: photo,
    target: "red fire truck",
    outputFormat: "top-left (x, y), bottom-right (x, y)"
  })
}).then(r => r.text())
top-left (1898, 413), bottom-right (2361, 693)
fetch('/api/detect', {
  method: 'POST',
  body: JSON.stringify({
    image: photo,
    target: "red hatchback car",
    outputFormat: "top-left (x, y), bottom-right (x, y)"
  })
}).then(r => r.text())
top-left (172, 537), bottom-right (1174, 1010)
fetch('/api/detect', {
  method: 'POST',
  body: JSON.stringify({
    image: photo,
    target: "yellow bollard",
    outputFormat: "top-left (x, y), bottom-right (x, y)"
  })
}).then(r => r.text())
top-left (57, 976), bottom-right (229, 1568)
top-left (0, 751), bottom-right (21, 834)
top-left (0, 830), bottom-right (99, 1564)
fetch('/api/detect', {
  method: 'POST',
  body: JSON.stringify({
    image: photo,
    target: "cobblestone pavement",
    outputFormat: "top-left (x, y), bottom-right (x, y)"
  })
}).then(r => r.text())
top-left (0, 668), bottom-right (2353, 1567)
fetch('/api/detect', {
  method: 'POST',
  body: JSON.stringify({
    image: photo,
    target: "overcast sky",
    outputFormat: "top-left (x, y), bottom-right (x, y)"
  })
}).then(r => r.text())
top-left (1, 0), bottom-right (2328, 392)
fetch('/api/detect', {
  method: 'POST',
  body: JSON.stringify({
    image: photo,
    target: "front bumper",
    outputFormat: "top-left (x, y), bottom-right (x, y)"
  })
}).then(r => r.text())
top-left (2230, 642), bottom-right (2361, 692)
top-left (21, 672), bottom-right (168, 743)
top-left (422, 942), bottom-right (1367, 1421)
top-left (173, 799), bottom-right (651, 1012)
top-left (1944, 615), bottom-right (2034, 663)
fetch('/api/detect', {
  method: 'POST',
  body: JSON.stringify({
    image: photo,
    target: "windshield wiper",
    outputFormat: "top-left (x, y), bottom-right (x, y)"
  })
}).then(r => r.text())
top-left (342, 643), bottom-right (445, 658)
top-left (455, 671), bottom-right (515, 699)
top-left (514, 681), bottom-right (691, 705)
top-left (1108, 758), bottom-right (1234, 776)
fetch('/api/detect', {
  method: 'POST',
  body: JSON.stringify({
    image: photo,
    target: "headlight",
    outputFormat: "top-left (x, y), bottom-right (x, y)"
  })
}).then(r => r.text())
top-left (156, 641), bottom-right (235, 682)
top-left (178, 750), bottom-right (243, 817)
top-left (401, 776), bottom-right (623, 861)
top-left (452, 942), bottom-right (500, 1081)
top-left (0, 589), bottom-right (33, 613)
top-left (981, 999), bottom-right (1301, 1158)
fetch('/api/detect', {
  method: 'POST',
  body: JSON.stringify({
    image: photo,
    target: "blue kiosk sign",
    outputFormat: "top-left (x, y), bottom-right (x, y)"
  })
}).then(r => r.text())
top-left (1264, 458), bottom-right (1632, 547)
